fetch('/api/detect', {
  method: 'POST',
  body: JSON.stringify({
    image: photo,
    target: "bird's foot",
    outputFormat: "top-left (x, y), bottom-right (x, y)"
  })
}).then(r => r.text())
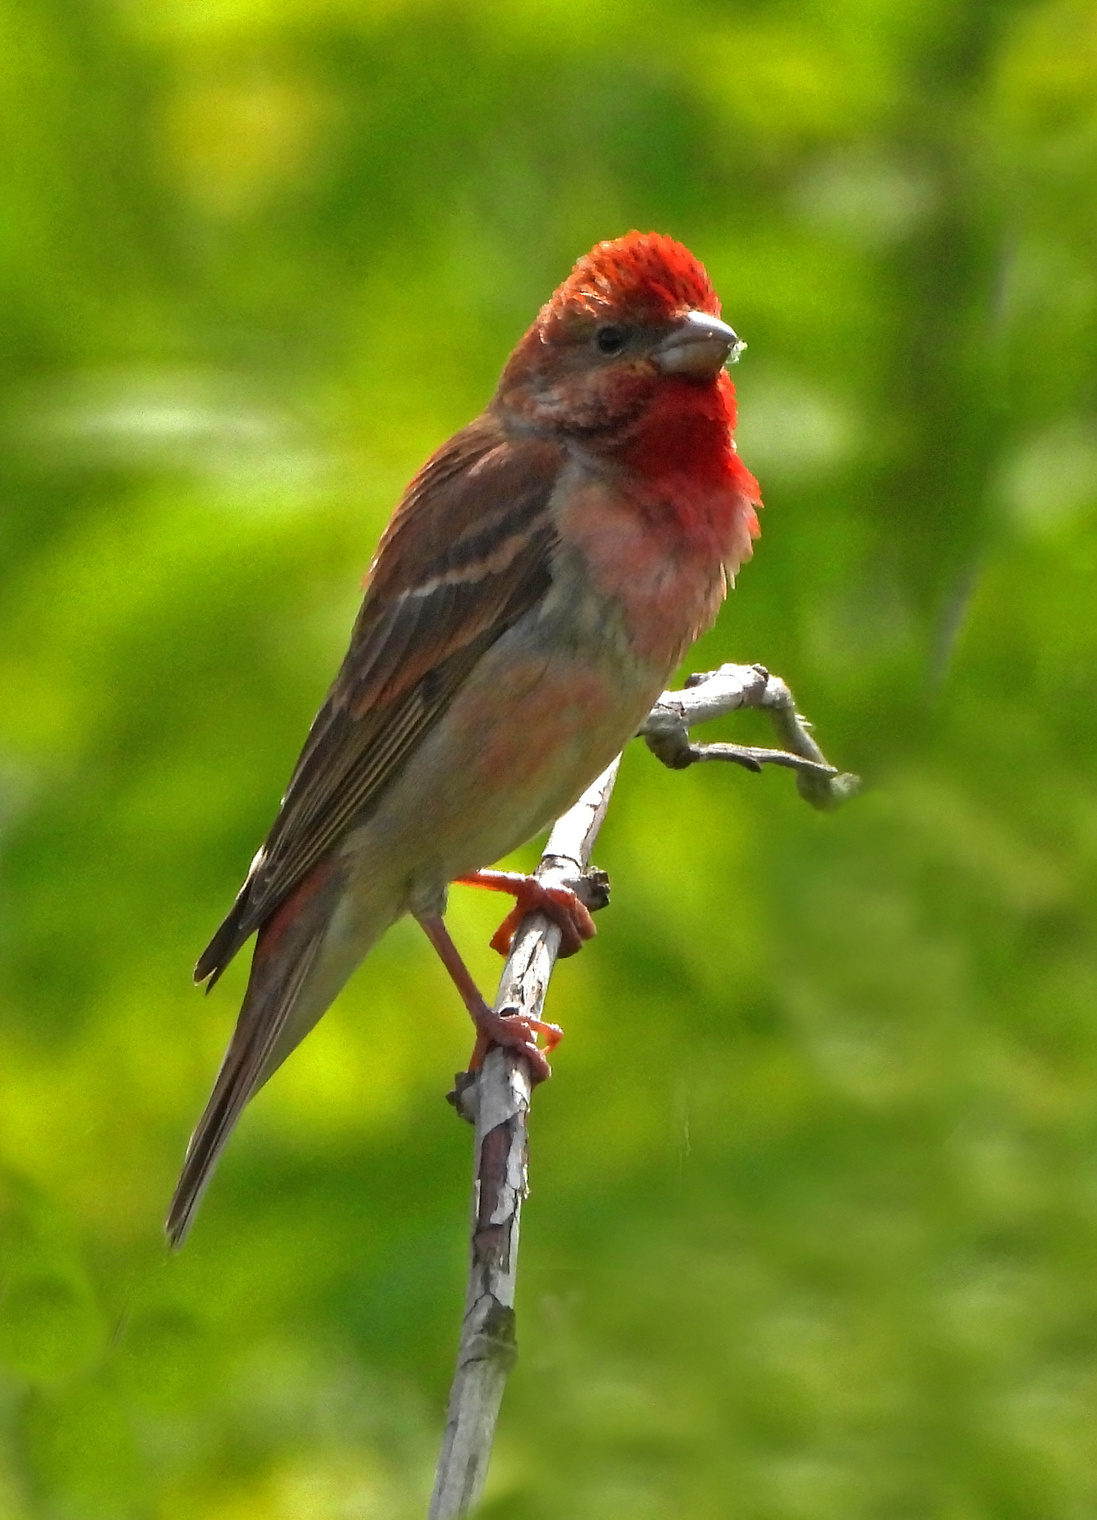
top-left (455, 870), bottom-right (597, 957)
top-left (468, 1003), bottom-right (563, 1085)
top-left (416, 910), bottom-right (564, 1089)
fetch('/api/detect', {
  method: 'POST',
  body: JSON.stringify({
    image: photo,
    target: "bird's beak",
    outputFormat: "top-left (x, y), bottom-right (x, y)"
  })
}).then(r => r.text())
top-left (653, 310), bottom-right (745, 378)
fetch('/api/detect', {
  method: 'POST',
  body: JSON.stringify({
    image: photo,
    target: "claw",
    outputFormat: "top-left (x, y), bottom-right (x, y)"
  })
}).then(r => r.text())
top-left (456, 870), bottom-right (596, 958)
top-left (468, 1006), bottom-right (563, 1085)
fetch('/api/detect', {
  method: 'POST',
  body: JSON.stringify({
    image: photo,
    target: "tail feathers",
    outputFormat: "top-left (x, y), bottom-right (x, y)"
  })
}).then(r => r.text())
top-left (167, 929), bottom-right (324, 1248)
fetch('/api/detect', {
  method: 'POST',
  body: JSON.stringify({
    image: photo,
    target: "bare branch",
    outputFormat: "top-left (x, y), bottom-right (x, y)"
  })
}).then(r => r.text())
top-left (429, 666), bottom-right (858, 1516)
top-left (428, 759), bottom-right (620, 1520)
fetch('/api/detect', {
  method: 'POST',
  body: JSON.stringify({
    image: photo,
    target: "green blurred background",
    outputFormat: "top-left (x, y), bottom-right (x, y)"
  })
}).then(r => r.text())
top-left (1, 0), bottom-right (1096, 1514)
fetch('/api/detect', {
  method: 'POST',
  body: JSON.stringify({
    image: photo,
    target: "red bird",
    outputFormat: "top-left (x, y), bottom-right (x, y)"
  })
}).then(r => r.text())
top-left (168, 232), bottom-right (761, 1244)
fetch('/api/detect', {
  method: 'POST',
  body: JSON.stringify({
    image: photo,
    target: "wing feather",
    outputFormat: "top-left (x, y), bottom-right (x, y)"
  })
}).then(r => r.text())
top-left (195, 413), bottom-right (562, 985)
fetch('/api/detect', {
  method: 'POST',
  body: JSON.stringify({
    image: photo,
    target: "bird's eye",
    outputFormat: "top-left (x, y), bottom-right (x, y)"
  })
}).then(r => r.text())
top-left (595, 324), bottom-right (629, 355)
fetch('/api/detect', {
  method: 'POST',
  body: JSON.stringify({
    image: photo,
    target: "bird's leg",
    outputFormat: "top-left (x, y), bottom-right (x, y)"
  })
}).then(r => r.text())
top-left (454, 869), bottom-right (596, 958)
top-left (415, 912), bottom-right (562, 1083)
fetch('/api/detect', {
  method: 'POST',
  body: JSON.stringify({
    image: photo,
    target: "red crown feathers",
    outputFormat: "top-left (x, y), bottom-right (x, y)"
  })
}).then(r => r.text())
top-left (545, 231), bottom-right (721, 329)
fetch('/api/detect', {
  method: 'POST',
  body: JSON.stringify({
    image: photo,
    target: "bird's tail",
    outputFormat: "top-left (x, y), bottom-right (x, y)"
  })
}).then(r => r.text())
top-left (167, 861), bottom-right (360, 1248)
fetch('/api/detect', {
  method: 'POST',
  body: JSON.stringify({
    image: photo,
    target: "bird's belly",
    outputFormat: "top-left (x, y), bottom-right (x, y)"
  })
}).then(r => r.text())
top-left (340, 613), bottom-right (662, 916)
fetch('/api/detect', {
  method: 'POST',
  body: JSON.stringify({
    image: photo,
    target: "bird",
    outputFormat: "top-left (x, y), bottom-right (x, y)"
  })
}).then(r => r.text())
top-left (167, 231), bottom-right (761, 1245)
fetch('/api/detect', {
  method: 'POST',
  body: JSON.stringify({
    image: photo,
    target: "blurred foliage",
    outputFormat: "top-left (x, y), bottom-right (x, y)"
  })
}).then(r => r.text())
top-left (0, 0), bottom-right (1095, 1514)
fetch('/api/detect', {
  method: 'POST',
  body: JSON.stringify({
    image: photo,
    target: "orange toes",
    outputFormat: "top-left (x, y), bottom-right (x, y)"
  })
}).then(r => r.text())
top-left (467, 1007), bottom-right (563, 1084)
top-left (456, 869), bottom-right (599, 958)
top-left (487, 880), bottom-right (596, 958)
top-left (488, 904), bottom-right (527, 957)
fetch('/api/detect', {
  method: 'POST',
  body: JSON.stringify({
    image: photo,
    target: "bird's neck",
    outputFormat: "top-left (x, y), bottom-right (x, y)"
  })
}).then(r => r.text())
top-left (553, 375), bottom-right (762, 674)
top-left (608, 372), bottom-right (760, 571)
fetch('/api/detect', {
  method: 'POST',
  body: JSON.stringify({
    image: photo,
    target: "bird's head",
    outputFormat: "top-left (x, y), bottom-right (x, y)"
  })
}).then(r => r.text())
top-left (496, 231), bottom-right (744, 439)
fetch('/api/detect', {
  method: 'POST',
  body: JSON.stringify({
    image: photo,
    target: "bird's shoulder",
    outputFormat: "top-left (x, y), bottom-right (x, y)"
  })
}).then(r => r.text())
top-left (362, 409), bottom-right (566, 606)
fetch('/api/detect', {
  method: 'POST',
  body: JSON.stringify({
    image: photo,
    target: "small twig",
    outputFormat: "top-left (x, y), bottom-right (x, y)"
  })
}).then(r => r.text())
top-left (429, 665), bottom-right (858, 1516)
top-left (641, 663), bottom-right (861, 810)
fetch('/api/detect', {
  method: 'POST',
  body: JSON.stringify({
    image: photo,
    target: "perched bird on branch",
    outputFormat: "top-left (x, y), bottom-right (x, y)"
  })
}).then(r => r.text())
top-left (168, 231), bottom-right (762, 1244)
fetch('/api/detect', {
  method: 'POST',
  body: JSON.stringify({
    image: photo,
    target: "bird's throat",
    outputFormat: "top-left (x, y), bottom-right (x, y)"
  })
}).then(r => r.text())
top-left (619, 373), bottom-right (737, 484)
top-left (610, 373), bottom-right (760, 570)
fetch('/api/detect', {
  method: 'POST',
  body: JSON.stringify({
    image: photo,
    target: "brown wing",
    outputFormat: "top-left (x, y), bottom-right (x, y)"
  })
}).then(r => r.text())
top-left (195, 412), bottom-right (563, 985)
